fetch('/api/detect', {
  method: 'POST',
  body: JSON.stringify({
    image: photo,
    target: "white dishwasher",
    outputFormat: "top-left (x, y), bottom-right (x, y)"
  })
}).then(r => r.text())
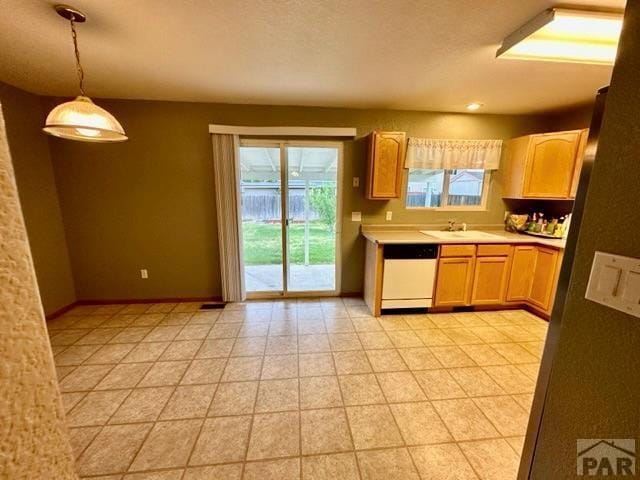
top-left (381, 244), bottom-right (438, 309)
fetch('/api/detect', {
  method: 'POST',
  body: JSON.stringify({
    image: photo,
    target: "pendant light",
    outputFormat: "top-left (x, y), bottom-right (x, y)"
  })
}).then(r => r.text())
top-left (43, 4), bottom-right (127, 142)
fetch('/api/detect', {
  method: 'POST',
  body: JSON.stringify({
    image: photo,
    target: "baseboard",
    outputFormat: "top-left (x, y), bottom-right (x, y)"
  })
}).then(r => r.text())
top-left (523, 304), bottom-right (551, 321)
top-left (75, 296), bottom-right (222, 305)
top-left (46, 294), bottom-right (359, 320)
top-left (45, 296), bottom-right (223, 320)
top-left (45, 301), bottom-right (79, 320)
top-left (340, 292), bottom-right (363, 298)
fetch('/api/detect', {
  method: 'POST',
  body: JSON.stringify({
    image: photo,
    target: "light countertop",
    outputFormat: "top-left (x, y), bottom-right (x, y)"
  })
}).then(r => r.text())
top-left (362, 229), bottom-right (566, 249)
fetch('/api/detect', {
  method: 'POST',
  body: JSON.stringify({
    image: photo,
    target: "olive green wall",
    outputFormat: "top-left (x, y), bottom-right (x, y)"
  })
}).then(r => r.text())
top-left (530, 3), bottom-right (640, 477)
top-left (44, 98), bottom-right (556, 300)
top-left (0, 82), bottom-right (75, 315)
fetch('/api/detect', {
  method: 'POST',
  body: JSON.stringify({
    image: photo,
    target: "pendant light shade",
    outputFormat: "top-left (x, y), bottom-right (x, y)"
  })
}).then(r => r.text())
top-left (43, 96), bottom-right (127, 142)
top-left (43, 5), bottom-right (127, 143)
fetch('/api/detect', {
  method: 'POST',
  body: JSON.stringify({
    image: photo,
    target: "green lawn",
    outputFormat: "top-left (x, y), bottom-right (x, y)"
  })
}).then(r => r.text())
top-left (242, 221), bottom-right (335, 265)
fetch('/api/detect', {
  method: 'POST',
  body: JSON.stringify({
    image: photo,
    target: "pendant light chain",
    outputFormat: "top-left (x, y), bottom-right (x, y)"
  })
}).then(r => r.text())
top-left (69, 16), bottom-right (86, 96)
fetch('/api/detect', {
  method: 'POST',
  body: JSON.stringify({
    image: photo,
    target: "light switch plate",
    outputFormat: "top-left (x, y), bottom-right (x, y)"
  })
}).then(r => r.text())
top-left (353, 177), bottom-right (360, 187)
top-left (585, 251), bottom-right (640, 318)
top-left (386, 211), bottom-right (393, 221)
top-left (351, 212), bottom-right (362, 222)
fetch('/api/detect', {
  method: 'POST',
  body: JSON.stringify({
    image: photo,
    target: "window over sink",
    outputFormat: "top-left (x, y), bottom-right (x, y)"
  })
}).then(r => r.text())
top-left (405, 168), bottom-right (491, 210)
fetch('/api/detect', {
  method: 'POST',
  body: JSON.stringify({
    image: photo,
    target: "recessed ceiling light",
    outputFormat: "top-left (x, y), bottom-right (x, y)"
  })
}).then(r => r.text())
top-left (497, 8), bottom-right (623, 65)
top-left (466, 103), bottom-right (484, 111)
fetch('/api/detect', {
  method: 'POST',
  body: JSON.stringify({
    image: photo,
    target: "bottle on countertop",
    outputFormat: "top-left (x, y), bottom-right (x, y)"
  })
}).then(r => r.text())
top-left (562, 214), bottom-right (572, 238)
top-left (527, 213), bottom-right (537, 231)
top-left (535, 213), bottom-right (544, 233)
top-left (553, 216), bottom-right (565, 238)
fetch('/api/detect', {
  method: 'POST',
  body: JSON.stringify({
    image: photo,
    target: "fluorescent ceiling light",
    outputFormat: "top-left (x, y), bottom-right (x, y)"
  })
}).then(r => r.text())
top-left (466, 102), bottom-right (483, 111)
top-left (497, 8), bottom-right (623, 65)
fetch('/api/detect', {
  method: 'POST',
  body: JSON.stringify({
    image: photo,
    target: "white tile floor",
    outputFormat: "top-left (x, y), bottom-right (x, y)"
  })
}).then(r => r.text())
top-left (48, 298), bottom-right (546, 479)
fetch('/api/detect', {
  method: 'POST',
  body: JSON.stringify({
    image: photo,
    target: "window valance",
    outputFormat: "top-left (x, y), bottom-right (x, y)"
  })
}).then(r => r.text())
top-left (405, 138), bottom-right (503, 170)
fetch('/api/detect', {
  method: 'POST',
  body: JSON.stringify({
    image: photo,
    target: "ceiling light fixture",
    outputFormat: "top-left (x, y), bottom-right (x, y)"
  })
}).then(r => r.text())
top-left (466, 103), bottom-right (484, 111)
top-left (43, 4), bottom-right (127, 142)
top-left (496, 8), bottom-right (623, 65)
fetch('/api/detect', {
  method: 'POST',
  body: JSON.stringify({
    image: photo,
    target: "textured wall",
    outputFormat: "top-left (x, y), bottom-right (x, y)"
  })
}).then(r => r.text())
top-left (45, 98), bottom-right (554, 300)
top-left (530, 3), bottom-right (640, 478)
top-left (0, 104), bottom-right (77, 477)
top-left (0, 82), bottom-right (75, 315)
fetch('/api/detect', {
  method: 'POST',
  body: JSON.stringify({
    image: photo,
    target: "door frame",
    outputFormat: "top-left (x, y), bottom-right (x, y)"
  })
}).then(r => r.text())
top-left (238, 139), bottom-right (344, 299)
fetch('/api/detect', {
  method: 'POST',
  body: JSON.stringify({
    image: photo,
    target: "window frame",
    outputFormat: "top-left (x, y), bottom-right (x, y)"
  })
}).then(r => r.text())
top-left (404, 168), bottom-right (492, 211)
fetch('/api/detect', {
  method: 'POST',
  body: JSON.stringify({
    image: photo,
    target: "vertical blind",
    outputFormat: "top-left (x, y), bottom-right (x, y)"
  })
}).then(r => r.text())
top-left (211, 133), bottom-right (246, 302)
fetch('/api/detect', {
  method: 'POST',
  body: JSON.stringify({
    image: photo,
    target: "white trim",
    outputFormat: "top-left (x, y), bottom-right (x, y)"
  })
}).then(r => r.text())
top-left (209, 124), bottom-right (356, 137)
top-left (405, 169), bottom-right (492, 211)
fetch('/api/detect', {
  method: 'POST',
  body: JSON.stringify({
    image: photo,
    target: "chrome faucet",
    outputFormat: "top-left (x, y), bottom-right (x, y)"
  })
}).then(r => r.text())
top-left (447, 220), bottom-right (468, 232)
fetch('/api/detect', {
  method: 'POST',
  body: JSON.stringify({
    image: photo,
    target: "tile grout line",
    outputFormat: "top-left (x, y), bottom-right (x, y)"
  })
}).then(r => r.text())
top-left (237, 309), bottom-right (269, 476)
top-left (368, 356), bottom-right (424, 478)
top-left (74, 313), bottom-right (190, 475)
top-left (121, 314), bottom-right (198, 476)
top-left (56, 302), bottom-right (542, 478)
top-left (327, 316), bottom-right (364, 480)
top-left (182, 309), bottom-right (244, 477)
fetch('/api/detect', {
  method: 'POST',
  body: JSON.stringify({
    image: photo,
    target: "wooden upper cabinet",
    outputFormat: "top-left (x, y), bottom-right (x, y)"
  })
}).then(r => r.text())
top-left (503, 129), bottom-right (588, 199)
top-left (434, 256), bottom-right (475, 307)
top-left (506, 245), bottom-right (536, 302)
top-left (366, 131), bottom-right (406, 199)
top-left (570, 128), bottom-right (589, 198)
top-left (528, 246), bottom-right (561, 312)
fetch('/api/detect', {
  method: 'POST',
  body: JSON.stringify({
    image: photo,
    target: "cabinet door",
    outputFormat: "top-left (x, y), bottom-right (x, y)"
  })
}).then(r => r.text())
top-left (435, 257), bottom-right (474, 306)
top-left (471, 256), bottom-right (511, 305)
top-left (569, 129), bottom-right (589, 198)
top-left (523, 132), bottom-right (581, 198)
top-left (528, 247), bottom-right (560, 311)
top-left (367, 131), bottom-right (406, 199)
top-left (506, 246), bottom-right (536, 302)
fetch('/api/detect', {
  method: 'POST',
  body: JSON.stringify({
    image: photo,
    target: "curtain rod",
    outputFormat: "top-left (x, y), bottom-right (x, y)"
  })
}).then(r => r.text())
top-left (208, 124), bottom-right (356, 137)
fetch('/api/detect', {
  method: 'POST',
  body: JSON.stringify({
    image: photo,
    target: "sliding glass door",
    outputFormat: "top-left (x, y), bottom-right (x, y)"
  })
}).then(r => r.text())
top-left (238, 145), bottom-right (284, 292)
top-left (239, 141), bottom-right (342, 296)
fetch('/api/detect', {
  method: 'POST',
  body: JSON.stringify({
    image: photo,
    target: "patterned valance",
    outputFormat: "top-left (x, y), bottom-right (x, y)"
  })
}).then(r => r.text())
top-left (405, 138), bottom-right (503, 170)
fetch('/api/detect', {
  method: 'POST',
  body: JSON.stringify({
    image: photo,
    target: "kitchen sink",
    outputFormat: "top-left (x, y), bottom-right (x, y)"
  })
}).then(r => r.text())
top-left (420, 230), bottom-right (504, 240)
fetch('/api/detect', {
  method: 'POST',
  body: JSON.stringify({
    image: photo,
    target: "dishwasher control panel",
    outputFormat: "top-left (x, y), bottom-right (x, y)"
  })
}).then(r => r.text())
top-left (384, 244), bottom-right (438, 259)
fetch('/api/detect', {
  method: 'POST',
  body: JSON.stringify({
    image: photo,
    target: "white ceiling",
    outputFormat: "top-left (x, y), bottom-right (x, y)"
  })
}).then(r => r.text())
top-left (0, 0), bottom-right (626, 114)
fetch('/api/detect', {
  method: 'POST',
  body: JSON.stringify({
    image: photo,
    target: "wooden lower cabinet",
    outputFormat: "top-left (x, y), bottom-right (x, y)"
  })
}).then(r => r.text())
top-left (471, 255), bottom-right (511, 305)
top-left (528, 246), bottom-right (561, 312)
top-left (364, 239), bottom-right (563, 317)
top-left (434, 257), bottom-right (475, 306)
top-left (433, 243), bottom-right (562, 315)
top-left (506, 246), bottom-right (537, 302)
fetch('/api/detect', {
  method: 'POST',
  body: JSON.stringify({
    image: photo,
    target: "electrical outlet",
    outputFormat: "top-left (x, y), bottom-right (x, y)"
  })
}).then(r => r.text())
top-left (352, 177), bottom-right (360, 187)
top-left (386, 211), bottom-right (393, 221)
top-left (351, 212), bottom-right (362, 222)
top-left (140, 269), bottom-right (148, 279)
top-left (504, 210), bottom-right (511, 221)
